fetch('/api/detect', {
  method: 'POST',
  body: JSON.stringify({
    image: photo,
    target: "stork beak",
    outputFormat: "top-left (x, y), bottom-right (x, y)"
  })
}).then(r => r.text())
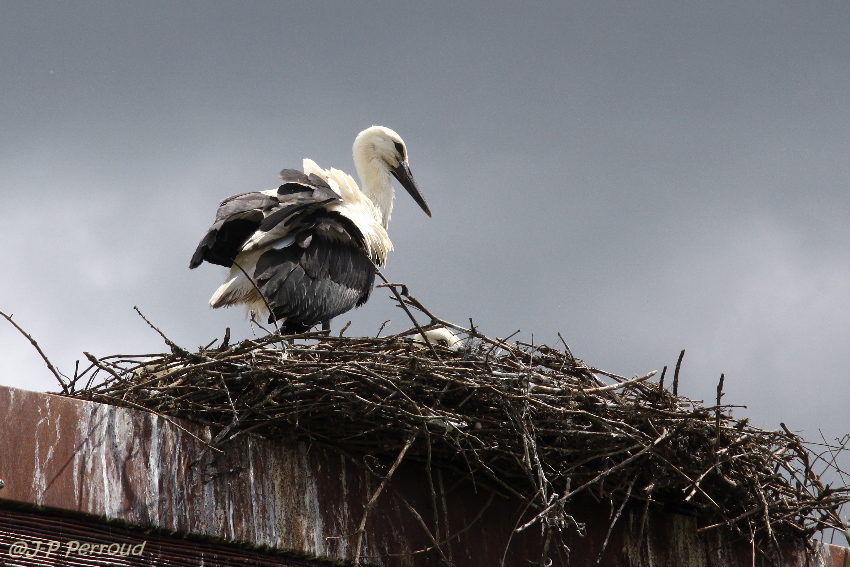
top-left (391, 161), bottom-right (432, 217)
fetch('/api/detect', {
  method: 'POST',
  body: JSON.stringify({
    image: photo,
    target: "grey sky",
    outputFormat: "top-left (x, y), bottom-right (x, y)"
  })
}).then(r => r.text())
top-left (2, 2), bottom-right (849, 450)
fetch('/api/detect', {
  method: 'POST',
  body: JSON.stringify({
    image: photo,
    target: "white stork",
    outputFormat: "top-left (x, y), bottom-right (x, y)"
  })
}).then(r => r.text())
top-left (189, 126), bottom-right (431, 333)
top-left (413, 327), bottom-right (462, 351)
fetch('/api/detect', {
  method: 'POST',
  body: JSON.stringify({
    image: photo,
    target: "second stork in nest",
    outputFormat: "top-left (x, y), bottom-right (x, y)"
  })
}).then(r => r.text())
top-left (190, 126), bottom-right (432, 333)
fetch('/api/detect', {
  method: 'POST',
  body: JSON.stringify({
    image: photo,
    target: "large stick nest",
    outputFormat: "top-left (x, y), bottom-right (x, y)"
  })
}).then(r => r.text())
top-left (61, 287), bottom-right (850, 558)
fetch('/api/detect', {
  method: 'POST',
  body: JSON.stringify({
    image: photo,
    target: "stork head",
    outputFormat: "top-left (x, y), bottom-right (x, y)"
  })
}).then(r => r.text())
top-left (413, 327), bottom-right (463, 351)
top-left (353, 126), bottom-right (432, 224)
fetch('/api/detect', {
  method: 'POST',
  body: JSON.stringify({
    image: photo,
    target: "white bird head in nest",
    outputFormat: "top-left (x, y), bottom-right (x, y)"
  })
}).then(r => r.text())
top-left (412, 327), bottom-right (462, 351)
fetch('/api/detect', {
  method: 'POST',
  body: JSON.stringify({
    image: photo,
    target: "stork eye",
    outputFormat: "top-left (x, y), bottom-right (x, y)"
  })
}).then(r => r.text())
top-left (394, 142), bottom-right (406, 159)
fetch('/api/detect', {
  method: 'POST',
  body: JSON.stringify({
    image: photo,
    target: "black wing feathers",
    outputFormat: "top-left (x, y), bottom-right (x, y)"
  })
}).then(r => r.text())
top-left (217, 193), bottom-right (278, 220)
top-left (190, 216), bottom-right (262, 268)
top-left (189, 175), bottom-right (342, 269)
top-left (254, 223), bottom-right (375, 331)
top-left (277, 169), bottom-right (312, 185)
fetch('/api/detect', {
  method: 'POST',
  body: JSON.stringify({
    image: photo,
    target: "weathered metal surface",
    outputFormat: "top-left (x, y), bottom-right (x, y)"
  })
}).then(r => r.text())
top-left (0, 383), bottom-right (848, 566)
top-left (0, 383), bottom-right (547, 565)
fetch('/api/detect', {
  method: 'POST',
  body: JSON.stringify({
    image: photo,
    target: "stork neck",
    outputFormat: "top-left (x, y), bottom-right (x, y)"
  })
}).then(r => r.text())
top-left (355, 158), bottom-right (394, 228)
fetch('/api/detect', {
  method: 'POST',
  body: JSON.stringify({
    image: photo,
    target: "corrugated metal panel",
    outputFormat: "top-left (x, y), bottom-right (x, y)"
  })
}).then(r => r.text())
top-left (0, 506), bottom-right (321, 566)
top-left (0, 383), bottom-right (848, 566)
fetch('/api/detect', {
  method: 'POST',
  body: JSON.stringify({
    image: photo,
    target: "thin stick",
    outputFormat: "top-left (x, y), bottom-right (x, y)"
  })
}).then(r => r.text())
top-left (581, 371), bottom-right (657, 394)
top-left (376, 319), bottom-right (391, 337)
top-left (353, 427), bottom-right (420, 565)
top-left (232, 260), bottom-right (281, 334)
top-left (673, 349), bottom-right (685, 396)
top-left (597, 475), bottom-right (636, 562)
top-left (338, 320), bottom-right (352, 337)
top-left (556, 332), bottom-right (576, 364)
top-left (134, 306), bottom-right (192, 356)
top-left (715, 373), bottom-right (725, 449)
top-left (0, 311), bottom-right (67, 392)
top-left (374, 270), bottom-right (439, 360)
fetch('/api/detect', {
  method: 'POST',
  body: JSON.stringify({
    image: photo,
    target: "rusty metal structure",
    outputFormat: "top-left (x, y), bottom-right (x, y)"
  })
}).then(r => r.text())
top-left (0, 383), bottom-right (848, 566)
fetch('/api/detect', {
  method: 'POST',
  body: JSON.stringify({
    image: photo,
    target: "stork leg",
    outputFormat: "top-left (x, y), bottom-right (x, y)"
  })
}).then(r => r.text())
top-left (321, 319), bottom-right (331, 332)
